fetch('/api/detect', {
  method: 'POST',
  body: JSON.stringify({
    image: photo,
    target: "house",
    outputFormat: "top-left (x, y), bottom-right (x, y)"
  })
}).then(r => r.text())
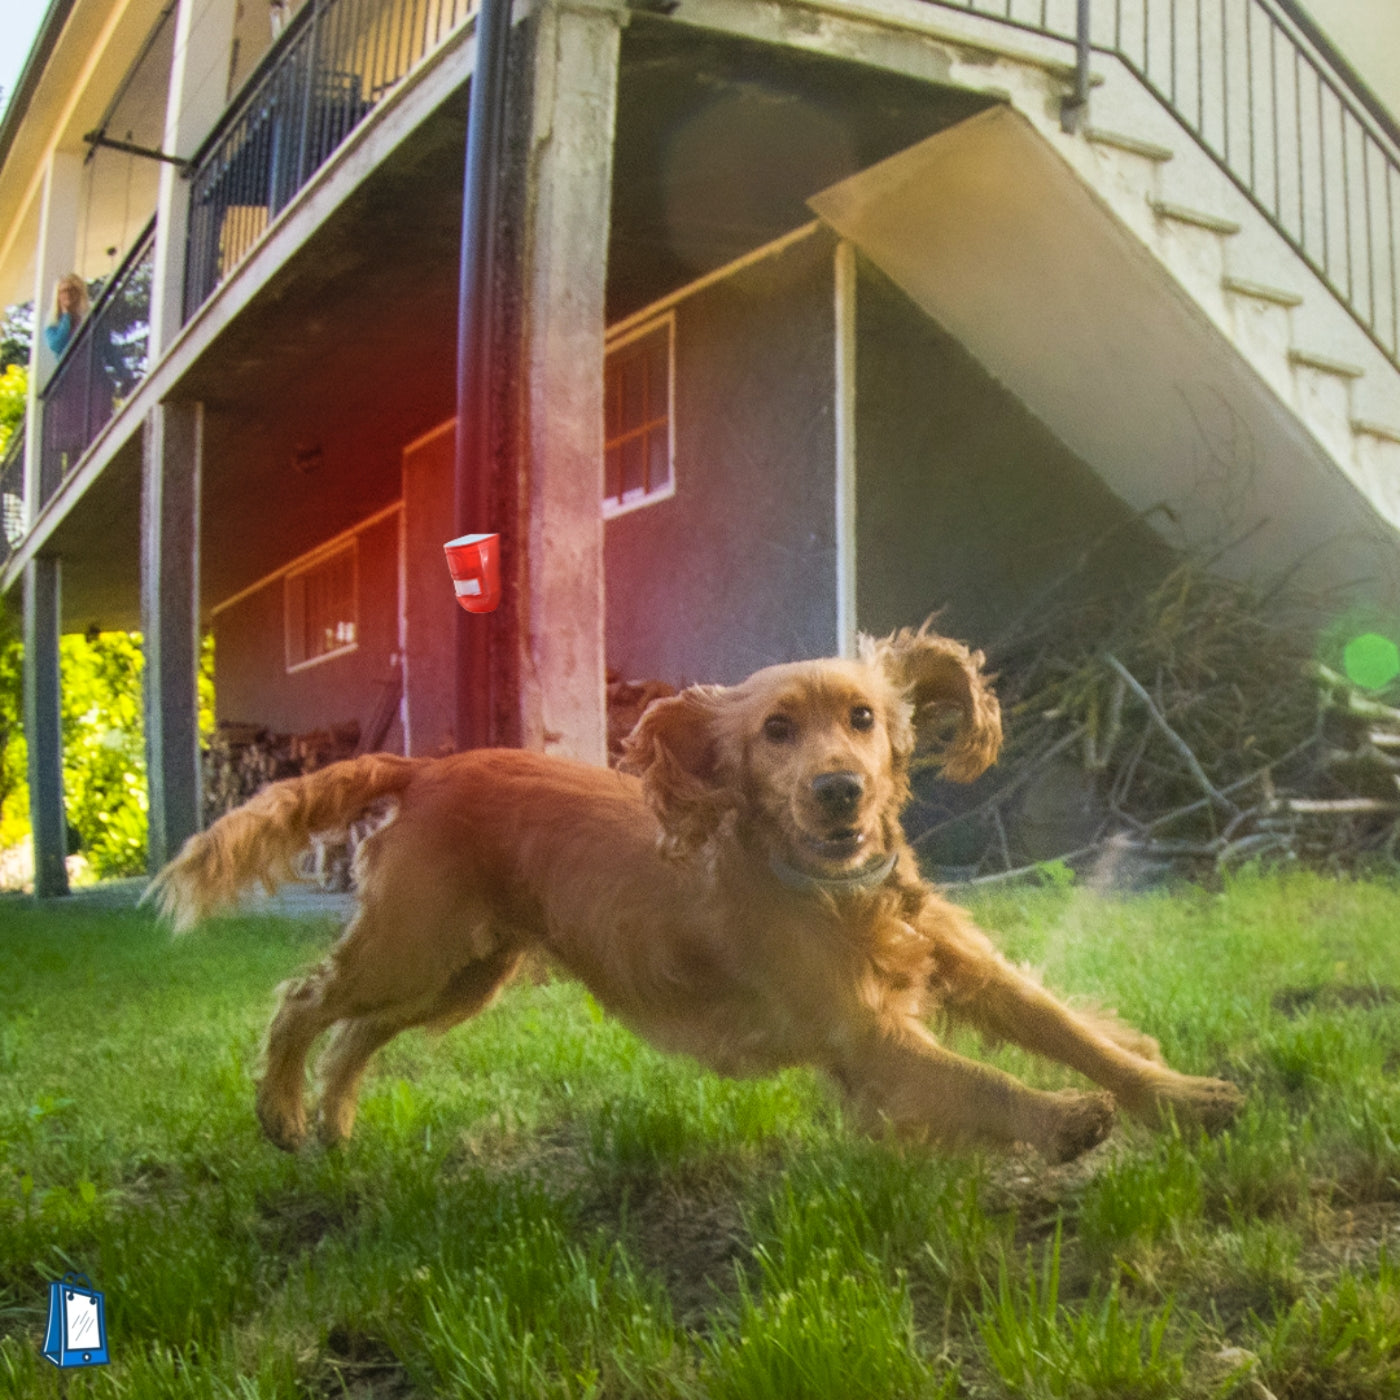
top-left (1, 0), bottom-right (1397, 894)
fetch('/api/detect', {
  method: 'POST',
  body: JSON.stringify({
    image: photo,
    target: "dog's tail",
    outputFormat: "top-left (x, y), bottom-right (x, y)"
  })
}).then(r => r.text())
top-left (144, 754), bottom-right (421, 932)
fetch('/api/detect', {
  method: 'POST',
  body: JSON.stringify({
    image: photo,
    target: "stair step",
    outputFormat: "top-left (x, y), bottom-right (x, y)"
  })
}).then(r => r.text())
top-left (1354, 419), bottom-right (1400, 445)
top-left (1289, 349), bottom-right (1366, 379)
top-left (1151, 201), bottom-right (1242, 236)
top-left (1085, 128), bottom-right (1174, 162)
top-left (1222, 276), bottom-right (1303, 308)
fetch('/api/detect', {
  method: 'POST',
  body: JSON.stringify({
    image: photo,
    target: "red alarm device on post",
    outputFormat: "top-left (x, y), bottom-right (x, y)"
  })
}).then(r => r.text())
top-left (443, 533), bottom-right (501, 613)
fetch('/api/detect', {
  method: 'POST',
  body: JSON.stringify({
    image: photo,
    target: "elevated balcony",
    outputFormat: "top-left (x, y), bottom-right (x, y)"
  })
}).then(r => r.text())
top-left (1, 0), bottom-right (478, 580)
top-left (182, 0), bottom-right (475, 318)
top-left (37, 221), bottom-right (155, 509)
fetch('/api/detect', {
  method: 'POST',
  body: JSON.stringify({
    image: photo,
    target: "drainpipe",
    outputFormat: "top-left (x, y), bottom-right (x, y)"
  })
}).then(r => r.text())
top-left (1061, 0), bottom-right (1091, 134)
top-left (453, 0), bottom-right (514, 751)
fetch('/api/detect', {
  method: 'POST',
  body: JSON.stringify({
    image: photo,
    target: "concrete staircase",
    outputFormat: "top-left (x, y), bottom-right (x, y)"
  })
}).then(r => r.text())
top-left (809, 20), bottom-right (1400, 600)
top-left (1080, 112), bottom-right (1400, 516)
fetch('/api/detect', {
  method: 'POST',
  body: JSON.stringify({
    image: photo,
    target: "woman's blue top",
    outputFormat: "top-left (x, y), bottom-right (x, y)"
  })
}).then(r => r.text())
top-left (44, 313), bottom-right (75, 356)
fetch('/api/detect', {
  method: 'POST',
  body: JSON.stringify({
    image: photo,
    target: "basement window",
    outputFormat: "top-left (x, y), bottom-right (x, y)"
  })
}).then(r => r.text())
top-left (604, 315), bottom-right (674, 516)
top-left (285, 541), bottom-right (358, 670)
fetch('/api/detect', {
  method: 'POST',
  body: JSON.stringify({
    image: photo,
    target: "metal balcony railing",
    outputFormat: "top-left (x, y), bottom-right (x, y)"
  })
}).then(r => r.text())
top-left (923, 0), bottom-right (1400, 373)
top-left (183, 0), bottom-right (475, 318)
top-left (38, 220), bottom-right (156, 509)
top-left (0, 426), bottom-right (24, 570)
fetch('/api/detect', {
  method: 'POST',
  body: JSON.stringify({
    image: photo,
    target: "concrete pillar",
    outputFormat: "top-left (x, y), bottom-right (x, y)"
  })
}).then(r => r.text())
top-left (148, 0), bottom-right (241, 354)
top-left (23, 151), bottom-right (83, 519)
top-left (23, 557), bottom-right (68, 898)
top-left (141, 401), bottom-right (203, 870)
top-left (513, 0), bottom-right (624, 763)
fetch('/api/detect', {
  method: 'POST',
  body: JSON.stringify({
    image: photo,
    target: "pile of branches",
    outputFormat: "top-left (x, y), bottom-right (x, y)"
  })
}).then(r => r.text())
top-left (911, 559), bottom-right (1400, 885)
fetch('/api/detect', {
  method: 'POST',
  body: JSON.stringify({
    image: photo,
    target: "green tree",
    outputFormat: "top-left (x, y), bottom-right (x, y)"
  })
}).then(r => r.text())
top-left (60, 632), bottom-right (148, 876)
top-left (1, 300), bottom-right (31, 371)
top-left (0, 628), bottom-right (216, 882)
top-left (0, 363), bottom-right (24, 457)
top-left (0, 606), bottom-right (25, 849)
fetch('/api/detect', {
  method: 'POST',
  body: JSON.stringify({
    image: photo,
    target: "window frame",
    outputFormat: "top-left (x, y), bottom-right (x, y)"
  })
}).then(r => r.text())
top-left (284, 538), bottom-right (360, 673)
top-left (603, 312), bottom-right (676, 519)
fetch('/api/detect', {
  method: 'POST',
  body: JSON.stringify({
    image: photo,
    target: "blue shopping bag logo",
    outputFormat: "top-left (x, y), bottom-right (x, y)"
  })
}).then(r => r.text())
top-left (42, 1272), bottom-right (109, 1368)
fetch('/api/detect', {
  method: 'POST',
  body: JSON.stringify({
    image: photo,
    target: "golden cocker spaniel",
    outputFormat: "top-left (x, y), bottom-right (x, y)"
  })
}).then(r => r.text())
top-left (149, 624), bottom-right (1242, 1158)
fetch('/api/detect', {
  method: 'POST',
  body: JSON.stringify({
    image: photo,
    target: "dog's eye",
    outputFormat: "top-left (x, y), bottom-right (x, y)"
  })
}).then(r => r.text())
top-left (763, 714), bottom-right (795, 743)
top-left (851, 706), bottom-right (875, 732)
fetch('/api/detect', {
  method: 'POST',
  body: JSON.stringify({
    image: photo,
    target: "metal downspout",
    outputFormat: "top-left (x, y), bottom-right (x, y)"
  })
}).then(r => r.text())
top-left (453, 0), bottom-right (514, 751)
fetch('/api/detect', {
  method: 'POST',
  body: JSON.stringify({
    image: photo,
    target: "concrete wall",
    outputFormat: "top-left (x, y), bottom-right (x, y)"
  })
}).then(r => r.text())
top-left (605, 228), bottom-right (840, 686)
top-left (212, 509), bottom-right (402, 744)
top-left (854, 257), bottom-right (1165, 648)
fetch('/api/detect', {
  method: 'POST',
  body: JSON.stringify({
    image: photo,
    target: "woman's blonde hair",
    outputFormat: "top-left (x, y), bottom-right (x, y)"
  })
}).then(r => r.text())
top-left (53, 273), bottom-right (90, 322)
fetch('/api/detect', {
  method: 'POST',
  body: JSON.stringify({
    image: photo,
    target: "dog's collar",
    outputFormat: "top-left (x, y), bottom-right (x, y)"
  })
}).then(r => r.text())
top-left (768, 850), bottom-right (898, 894)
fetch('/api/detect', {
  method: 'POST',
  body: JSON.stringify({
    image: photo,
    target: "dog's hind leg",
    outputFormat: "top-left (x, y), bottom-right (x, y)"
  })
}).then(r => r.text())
top-left (258, 802), bottom-right (523, 1151)
top-left (313, 946), bottom-right (523, 1147)
top-left (257, 960), bottom-right (358, 1151)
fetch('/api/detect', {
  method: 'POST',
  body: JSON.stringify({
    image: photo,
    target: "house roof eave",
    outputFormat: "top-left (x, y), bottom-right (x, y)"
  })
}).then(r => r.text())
top-left (0, 0), bottom-right (81, 186)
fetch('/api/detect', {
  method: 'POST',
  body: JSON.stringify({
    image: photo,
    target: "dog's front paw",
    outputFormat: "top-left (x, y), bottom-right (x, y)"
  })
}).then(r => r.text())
top-left (1131, 1073), bottom-right (1244, 1133)
top-left (1038, 1089), bottom-right (1116, 1163)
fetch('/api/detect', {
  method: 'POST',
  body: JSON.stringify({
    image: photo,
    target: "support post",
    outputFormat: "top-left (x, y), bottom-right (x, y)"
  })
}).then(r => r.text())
top-left (141, 401), bottom-right (203, 869)
top-left (23, 557), bottom-right (68, 897)
top-left (512, 0), bottom-right (624, 762)
top-left (23, 151), bottom-right (82, 521)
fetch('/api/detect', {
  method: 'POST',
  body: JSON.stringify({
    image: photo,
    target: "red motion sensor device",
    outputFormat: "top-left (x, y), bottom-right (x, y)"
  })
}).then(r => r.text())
top-left (443, 533), bottom-right (501, 613)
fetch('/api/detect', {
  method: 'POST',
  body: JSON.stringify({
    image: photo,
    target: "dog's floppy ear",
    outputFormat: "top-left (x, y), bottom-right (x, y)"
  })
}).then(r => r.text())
top-left (862, 622), bottom-right (1002, 782)
top-left (619, 684), bottom-right (733, 856)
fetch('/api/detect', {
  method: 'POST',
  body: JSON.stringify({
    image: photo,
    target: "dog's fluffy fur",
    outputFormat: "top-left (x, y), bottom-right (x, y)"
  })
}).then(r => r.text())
top-left (148, 624), bottom-right (1242, 1158)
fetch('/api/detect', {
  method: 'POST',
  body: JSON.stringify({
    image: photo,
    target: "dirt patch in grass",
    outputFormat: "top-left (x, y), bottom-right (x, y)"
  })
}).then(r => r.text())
top-left (1271, 983), bottom-right (1400, 1016)
top-left (321, 1330), bottom-right (418, 1397)
top-left (256, 1186), bottom-right (361, 1253)
top-left (989, 1139), bottom-right (1122, 1239)
top-left (447, 1115), bottom-right (761, 1330)
top-left (1304, 1200), bottom-right (1400, 1275)
top-left (579, 1162), bottom-right (758, 1331)
top-left (312, 1323), bottom-right (421, 1398)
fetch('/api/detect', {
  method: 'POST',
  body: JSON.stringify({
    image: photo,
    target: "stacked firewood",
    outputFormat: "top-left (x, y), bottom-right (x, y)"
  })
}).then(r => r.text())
top-left (910, 558), bottom-right (1400, 884)
top-left (203, 720), bottom-right (361, 825)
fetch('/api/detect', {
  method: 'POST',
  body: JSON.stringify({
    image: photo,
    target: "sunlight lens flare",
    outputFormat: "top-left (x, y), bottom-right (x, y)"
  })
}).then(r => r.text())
top-left (1342, 633), bottom-right (1400, 690)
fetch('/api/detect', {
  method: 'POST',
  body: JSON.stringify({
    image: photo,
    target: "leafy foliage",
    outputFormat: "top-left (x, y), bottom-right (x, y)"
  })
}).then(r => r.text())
top-left (0, 628), bottom-right (216, 881)
top-left (0, 301), bottom-right (31, 372)
top-left (0, 608), bottom-right (24, 847)
top-left (58, 631), bottom-right (148, 877)
top-left (0, 364), bottom-right (24, 458)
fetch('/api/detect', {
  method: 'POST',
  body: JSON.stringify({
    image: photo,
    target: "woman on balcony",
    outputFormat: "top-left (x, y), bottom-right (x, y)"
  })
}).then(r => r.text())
top-left (44, 274), bottom-right (90, 357)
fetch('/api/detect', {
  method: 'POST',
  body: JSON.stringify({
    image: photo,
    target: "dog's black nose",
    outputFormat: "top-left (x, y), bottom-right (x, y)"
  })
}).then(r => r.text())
top-left (811, 771), bottom-right (863, 820)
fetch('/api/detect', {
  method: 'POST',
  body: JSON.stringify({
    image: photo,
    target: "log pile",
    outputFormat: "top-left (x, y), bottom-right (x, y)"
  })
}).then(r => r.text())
top-left (910, 559), bottom-right (1400, 885)
top-left (202, 720), bottom-right (364, 891)
top-left (203, 720), bottom-right (361, 825)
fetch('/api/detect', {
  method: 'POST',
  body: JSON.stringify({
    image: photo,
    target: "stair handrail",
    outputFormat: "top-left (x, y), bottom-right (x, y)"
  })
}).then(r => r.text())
top-left (1093, 0), bottom-right (1398, 372)
top-left (922, 0), bottom-right (1400, 373)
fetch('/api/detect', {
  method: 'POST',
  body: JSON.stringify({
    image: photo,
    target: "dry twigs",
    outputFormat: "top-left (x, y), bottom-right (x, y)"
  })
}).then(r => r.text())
top-left (910, 556), bottom-right (1400, 885)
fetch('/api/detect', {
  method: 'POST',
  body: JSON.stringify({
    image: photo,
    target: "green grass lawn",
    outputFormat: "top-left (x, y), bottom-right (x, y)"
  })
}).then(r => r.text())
top-left (1, 872), bottom-right (1398, 1397)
